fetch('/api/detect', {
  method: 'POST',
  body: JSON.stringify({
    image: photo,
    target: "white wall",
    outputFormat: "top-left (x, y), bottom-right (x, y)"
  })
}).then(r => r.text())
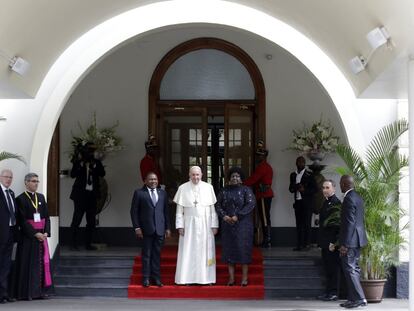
top-left (59, 26), bottom-right (351, 228)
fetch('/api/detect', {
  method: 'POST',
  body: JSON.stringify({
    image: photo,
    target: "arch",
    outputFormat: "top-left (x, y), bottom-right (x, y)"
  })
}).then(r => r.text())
top-left (30, 0), bottom-right (365, 194)
top-left (148, 37), bottom-right (266, 141)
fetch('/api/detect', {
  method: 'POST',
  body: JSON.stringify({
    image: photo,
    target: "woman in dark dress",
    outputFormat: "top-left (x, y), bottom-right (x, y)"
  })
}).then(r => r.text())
top-left (15, 173), bottom-right (53, 300)
top-left (216, 167), bottom-right (256, 286)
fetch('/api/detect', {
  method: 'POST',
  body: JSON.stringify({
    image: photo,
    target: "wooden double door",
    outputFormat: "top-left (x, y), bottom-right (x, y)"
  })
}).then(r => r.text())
top-left (158, 103), bottom-right (254, 192)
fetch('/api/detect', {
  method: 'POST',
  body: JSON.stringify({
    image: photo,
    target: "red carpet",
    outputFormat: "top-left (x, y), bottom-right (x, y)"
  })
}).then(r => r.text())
top-left (128, 245), bottom-right (264, 299)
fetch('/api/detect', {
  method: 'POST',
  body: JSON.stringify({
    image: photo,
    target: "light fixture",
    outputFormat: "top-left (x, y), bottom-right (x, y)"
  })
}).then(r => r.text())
top-left (349, 56), bottom-right (366, 74)
top-left (348, 26), bottom-right (391, 75)
top-left (0, 49), bottom-right (31, 76)
top-left (366, 26), bottom-right (390, 50)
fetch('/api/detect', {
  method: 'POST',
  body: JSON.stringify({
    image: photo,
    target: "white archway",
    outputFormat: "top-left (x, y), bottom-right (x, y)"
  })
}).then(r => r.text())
top-left (31, 0), bottom-right (364, 192)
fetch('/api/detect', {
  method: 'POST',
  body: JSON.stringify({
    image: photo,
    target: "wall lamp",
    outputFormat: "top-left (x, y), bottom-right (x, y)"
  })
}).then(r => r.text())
top-left (349, 26), bottom-right (391, 74)
top-left (0, 49), bottom-right (30, 76)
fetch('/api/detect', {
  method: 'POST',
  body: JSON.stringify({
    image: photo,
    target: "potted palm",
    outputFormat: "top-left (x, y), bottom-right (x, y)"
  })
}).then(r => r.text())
top-left (336, 119), bottom-right (408, 303)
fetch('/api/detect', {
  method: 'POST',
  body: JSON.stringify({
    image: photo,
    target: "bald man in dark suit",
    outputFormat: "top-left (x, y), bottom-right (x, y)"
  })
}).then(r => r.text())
top-left (338, 175), bottom-right (368, 309)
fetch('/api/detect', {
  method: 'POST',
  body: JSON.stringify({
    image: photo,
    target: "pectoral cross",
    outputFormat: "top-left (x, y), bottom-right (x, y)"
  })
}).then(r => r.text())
top-left (194, 199), bottom-right (198, 207)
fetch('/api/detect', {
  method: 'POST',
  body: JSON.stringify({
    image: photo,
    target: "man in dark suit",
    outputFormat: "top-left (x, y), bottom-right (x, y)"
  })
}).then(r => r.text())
top-left (317, 179), bottom-right (341, 301)
top-left (70, 142), bottom-right (105, 250)
top-left (130, 172), bottom-right (171, 287)
top-left (0, 169), bottom-right (18, 304)
top-left (338, 175), bottom-right (368, 309)
top-left (289, 156), bottom-right (318, 251)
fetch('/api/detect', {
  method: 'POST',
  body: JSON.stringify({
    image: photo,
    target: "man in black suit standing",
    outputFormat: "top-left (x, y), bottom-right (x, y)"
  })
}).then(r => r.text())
top-left (289, 156), bottom-right (318, 251)
top-left (130, 172), bottom-right (171, 287)
top-left (70, 142), bottom-right (105, 250)
top-left (317, 179), bottom-right (341, 301)
top-left (338, 175), bottom-right (368, 309)
top-left (0, 169), bottom-right (18, 304)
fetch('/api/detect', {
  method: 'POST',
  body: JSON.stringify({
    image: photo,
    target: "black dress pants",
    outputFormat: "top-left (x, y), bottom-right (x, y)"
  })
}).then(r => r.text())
top-left (321, 248), bottom-right (339, 295)
top-left (293, 200), bottom-right (312, 248)
top-left (0, 227), bottom-right (15, 298)
top-left (340, 247), bottom-right (366, 302)
top-left (71, 190), bottom-right (96, 246)
top-left (141, 234), bottom-right (164, 281)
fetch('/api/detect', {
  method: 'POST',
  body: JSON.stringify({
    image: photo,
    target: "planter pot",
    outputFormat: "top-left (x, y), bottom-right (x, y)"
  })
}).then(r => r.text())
top-left (360, 279), bottom-right (387, 303)
top-left (306, 150), bottom-right (325, 165)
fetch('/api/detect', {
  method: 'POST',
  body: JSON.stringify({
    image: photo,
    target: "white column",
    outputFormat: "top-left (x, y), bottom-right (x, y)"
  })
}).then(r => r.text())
top-left (409, 57), bottom-right (414, 309)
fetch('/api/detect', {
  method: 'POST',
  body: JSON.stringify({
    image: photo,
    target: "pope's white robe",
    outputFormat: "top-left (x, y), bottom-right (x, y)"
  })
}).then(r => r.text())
top-left (174, 181), bottom-right (218, 284)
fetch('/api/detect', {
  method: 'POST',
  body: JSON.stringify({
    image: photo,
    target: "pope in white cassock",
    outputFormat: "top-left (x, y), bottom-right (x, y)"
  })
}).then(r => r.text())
top-left (174, 166), bottom-right (219, 284)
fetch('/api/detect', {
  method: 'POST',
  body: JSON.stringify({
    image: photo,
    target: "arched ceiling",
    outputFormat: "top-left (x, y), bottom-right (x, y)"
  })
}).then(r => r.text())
top-left (0, 0), bottom-right (412, 98)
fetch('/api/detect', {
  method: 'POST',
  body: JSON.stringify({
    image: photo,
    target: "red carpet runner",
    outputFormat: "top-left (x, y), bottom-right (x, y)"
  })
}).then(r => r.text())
top-left (128, 245), bottom-right (264, 299)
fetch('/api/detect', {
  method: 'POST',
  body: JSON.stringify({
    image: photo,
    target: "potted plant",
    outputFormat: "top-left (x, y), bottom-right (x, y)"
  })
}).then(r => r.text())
top-left (289, 117), bottom-right (340, 165)
top-left (336, 119), bottom-right (408, 303)
top-left (70, 113), bottom-right (124, 215)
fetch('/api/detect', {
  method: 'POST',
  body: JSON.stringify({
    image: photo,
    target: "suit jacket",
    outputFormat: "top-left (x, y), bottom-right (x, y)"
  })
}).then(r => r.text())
top-left (289, 169), bottom-right (317, 204)
top-left (15, 192), bottom-right (51, 239)
top-left (0, 187), bottom-right (18, 244)
top-left (130, 186), bottom-right (170, 236)
top-left (339, 189), bottom-right (368, 248)
top-left (70, 159), bottom-right (105, 200)
top-left (318, 194), bottom-right (341, 248)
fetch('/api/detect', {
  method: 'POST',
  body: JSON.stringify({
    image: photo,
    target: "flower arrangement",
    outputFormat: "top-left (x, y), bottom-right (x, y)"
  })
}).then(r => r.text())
top-left (289, 117), bottom-right (339, 154)
top-left (70, 113), bottom-right (124, 161)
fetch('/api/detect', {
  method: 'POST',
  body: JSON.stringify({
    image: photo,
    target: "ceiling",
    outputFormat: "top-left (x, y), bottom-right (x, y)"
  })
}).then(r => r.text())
top-left (0, 0), bottom-right (412, 98)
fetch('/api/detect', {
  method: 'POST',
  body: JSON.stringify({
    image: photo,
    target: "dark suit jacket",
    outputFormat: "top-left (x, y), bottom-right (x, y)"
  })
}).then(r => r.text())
top-left (318, 194), bottom-right (341, 248)
top-left (289, 169), bottom-right (317, 204)
top-left (130, 186), bottom-right (170, 236)
top-left (70, 160), bottom-right (105, 200)
top-left (0, 187), bottom-right (18, 244)
top-left (15, 192), bottom-right (51, 239)
top-left (339, 190), bottom-right (368, 248)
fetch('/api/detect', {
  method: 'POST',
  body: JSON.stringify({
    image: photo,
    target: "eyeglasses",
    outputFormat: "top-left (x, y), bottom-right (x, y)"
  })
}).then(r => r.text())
top-left (0, 176), bottom-right (13, 179)
top-left (29, 180), bottom-right (40, 183)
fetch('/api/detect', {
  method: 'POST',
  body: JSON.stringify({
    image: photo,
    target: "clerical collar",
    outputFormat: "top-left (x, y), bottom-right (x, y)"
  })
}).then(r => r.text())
top-left (326, 194), bottom-right (335, 201)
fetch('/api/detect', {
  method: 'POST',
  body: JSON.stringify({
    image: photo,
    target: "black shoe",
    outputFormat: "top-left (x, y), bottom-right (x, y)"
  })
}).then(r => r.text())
top-left (142, 279), bottom-right (150, 287)
top-left (292, 247), bottom-right (302, 251)
top-left (322, 294), bottom-right (338, 301)
top-left (0, 298), bottom-right (6, 304)
top-left (300, 246), bottom-right (310, 251)
top-left (344, 300), bottom-right (367, 309)
top-left (241, 280), bottom-right (248, 287)
top-left (70, 245), bottom-right (80, 251)
top-left (153, 279), bottom-right (163, 287)
top-left (85, 245), bottom-right (97, 251)
top-left (227, 280), bottom-right (235, 286)
top-left (5, 297), bottom-right (16, 302)
top-left (340, 301), bottom-right (352, 307)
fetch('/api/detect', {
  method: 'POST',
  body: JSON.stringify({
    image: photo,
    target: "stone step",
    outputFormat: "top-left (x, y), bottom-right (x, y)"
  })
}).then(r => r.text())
top-left (56, 266), bottom-right (132, 277)
top-left (264, 276), bottom-right (324, 288)
top-left (54, 284), bottom-right (128, 297)
top-left (264, 266), bottom-right (323, 277)
top-left (58, 256), bottom-right (134, 267)
top-left (265, 288), bottom-right (324, 299)
top-left (54, 275), bottom-right (130, 286)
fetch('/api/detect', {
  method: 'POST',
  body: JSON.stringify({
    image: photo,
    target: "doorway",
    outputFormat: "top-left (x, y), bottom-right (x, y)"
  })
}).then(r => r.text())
top-left (149, 37), bottom-right (266, 191)
top-left (159, 103), bottom-right (254, 192)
